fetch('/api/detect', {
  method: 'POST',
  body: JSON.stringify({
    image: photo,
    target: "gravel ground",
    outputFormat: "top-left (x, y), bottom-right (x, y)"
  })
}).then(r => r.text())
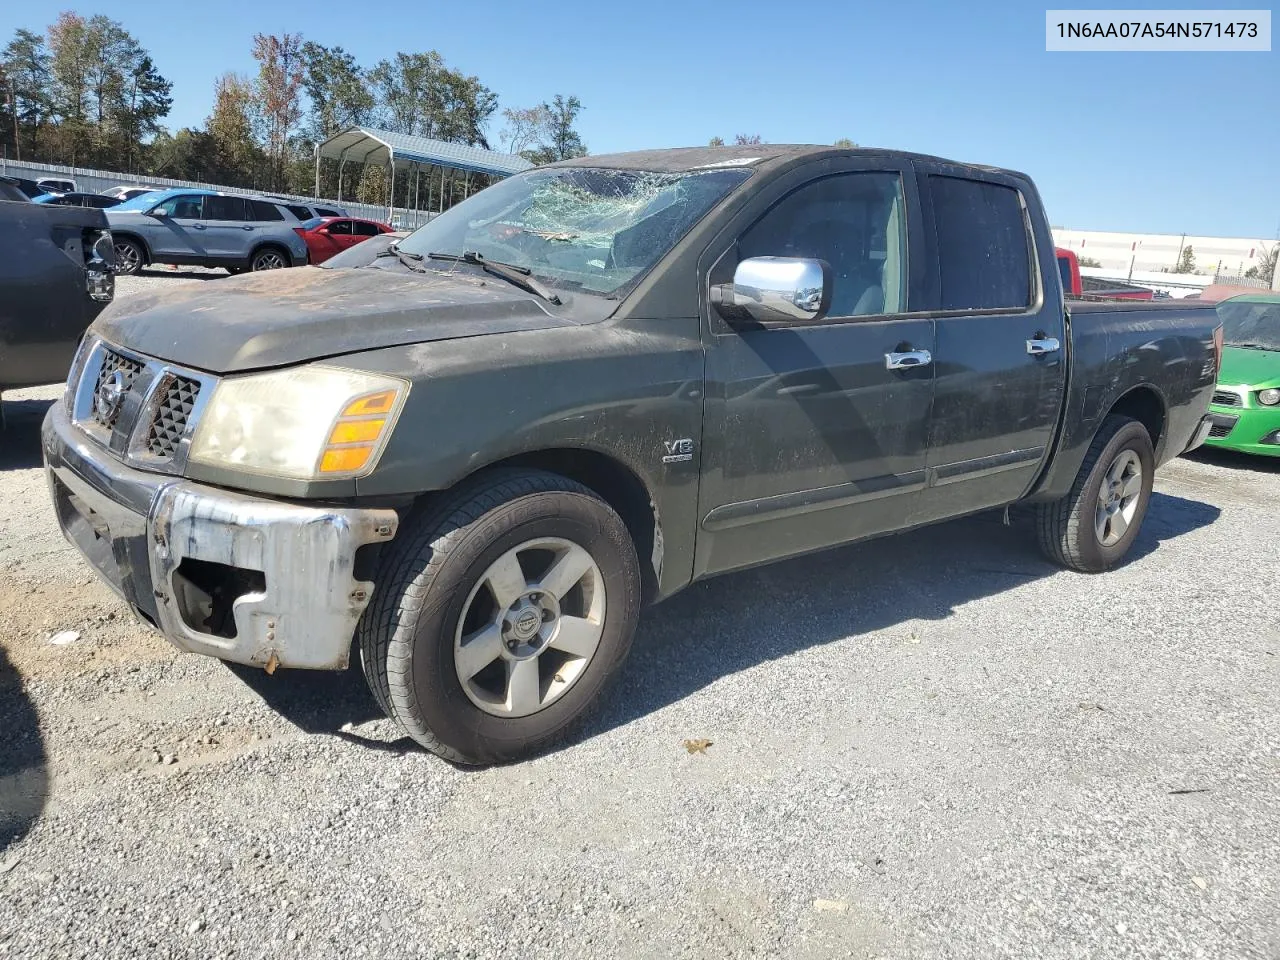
top-left (1, 276), bottom-right (1278, 958)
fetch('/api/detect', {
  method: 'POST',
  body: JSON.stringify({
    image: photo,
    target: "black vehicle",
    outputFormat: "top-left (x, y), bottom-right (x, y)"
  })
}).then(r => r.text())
top-left (44, 145), bottom-right (1221, 763)
top-left (34, 192), bottom-right (123, 210)
top-left (1, 176), bottom-right (46, 200)
top-left (1, 197), bottom-right (113, 419)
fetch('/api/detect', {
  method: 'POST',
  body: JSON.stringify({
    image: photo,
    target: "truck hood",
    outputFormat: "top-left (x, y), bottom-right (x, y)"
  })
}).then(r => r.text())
top-left (91, 265), bottom-right (590, 373)
top-left (1218, 346), bottom-right (1280, 389)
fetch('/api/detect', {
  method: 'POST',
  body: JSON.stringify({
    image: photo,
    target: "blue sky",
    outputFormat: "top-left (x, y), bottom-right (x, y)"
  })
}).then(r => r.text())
top-left (5, 0), bottom-right (1277, 237)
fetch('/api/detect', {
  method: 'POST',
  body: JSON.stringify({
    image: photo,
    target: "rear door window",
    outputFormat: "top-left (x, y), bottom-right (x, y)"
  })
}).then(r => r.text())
top-left (248, 200), bottom-right (285, 222)
top-left (327, 219), bottom-right (354, 235)
top-left (315, 207), bottom-right (342, 217)
top-left (204, 196), bottom-right (247, 221)
top-left (929, 176), bottom-right (1033, 311)
top-left (352, 221), bottom-right (381, 236)
top-left (284, 204), bottom-right (312, 220)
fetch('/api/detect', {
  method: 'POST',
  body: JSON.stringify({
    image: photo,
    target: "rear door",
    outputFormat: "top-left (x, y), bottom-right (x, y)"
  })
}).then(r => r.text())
top-left (911, 167), bottom-right (1067, 523)
top-left (145, 193), bottom-right (207, 259)
top-left (350, 220), bottom-right (383, 247)
top-left (201, 195), bottom-right (250, 261)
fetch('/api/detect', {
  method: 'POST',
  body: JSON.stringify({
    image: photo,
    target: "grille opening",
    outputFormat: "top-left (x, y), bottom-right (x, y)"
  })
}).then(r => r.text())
top-left (145, 375), bottom-right (201, 459)
top-left (172, 558), bottom-right (266, 639)
top-left (1211, 390), bottom-right (1243, 408)
top-left (90, 350), bottom-right (144, 430)
top-left (1208, 417), bottom-right (1238, 439)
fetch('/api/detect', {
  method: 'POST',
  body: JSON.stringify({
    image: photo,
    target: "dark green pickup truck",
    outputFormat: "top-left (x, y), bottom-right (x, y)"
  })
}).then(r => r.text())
top-left (44, 145), bottom-right (1221, 763)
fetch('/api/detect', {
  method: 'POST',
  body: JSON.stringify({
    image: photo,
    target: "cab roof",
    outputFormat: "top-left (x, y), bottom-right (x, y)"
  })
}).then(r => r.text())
top-left (547, 144), bottom-right (1027, 180)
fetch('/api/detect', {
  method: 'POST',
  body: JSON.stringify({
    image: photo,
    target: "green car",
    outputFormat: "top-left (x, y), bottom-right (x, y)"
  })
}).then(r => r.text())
top-left (1205, 293), bottom-right (1280, 456)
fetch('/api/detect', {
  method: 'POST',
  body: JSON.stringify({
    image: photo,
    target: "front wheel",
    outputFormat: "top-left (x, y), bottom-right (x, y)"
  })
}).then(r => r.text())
top-left (1034, 415), bottom-right (1155, 572)
top-left (113, 238), bottom-right (144, 275)
top-left (359, 470), bottom-right (641, 764)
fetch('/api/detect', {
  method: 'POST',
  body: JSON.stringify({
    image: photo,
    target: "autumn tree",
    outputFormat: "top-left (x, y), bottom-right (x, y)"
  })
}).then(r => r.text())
top-left (833, 137), bottom-right (857, 147)
top-left (515, 94), bottom-right (585, 164)
top-left (299, 41), bottom-right (372, 141)
top-left (500, 105), bottom-right (547, 155)
top-left (251, 32), bottom-right (304, 190)
top-left (45, 12), bottom-right (93, 163)
top-left (708, 136), bottom-right (725, 147)
top-left (369, 51), bottom-right (496, 147)
top-left (1, 29), bottom-right (51, 161)
top-left (206, 73), bottom-right (263, 186)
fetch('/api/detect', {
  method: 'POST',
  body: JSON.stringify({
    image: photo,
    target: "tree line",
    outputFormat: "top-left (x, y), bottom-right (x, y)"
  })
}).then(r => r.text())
top-left (0, 13), bottom-right (587, 205)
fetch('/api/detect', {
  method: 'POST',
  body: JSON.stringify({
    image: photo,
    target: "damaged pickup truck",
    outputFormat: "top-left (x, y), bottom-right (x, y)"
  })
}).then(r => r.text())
top-left (44, 145), bottom-right (1222, 764)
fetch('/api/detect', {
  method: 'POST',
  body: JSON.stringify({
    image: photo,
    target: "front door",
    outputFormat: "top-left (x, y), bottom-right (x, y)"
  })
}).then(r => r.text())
top-left (911, 167), bottom-right (1068, 522)
top-left (696, 162), bottom-right (935, 579)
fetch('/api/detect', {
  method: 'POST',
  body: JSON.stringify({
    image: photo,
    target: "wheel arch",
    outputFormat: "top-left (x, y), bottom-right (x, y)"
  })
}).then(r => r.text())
top-left (1105, 384), bottom-right (1167, 455)
top-left (249, 240), bottom-right (292, 266)
top-left (112, 231), bottom-right (151, 264)
top-left (420, 447), bottom-right (663, 606)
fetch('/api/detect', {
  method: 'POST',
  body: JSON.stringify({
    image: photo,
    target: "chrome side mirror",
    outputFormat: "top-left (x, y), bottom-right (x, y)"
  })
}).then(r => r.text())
top-left (712, 257), bottom-right (832, 324)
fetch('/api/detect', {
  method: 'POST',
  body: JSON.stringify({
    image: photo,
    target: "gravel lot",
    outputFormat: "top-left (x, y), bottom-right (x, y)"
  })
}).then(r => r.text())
top-left (2, 270), bottom-right (1278, 959)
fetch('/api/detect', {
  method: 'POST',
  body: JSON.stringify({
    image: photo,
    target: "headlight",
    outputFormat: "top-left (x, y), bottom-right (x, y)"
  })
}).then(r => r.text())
top-left (1257, 388), bottom-right (1280, 406)
top-left (188, 365), bottom-right (409, 480)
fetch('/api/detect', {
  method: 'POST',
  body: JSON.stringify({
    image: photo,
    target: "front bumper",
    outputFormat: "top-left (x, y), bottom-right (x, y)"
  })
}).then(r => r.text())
top-left (1202, 402), bottom-right (1280, 457)
top-left (42, 401), bottom-right (399, 670)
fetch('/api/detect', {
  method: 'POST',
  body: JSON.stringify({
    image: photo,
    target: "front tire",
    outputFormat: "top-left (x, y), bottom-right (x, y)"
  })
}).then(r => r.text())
top-left (1034, 415), bottom-right (1155, 572)
top-left (113, 238), bottom-right (144, 275)
top-left (359, 470), bottom-right (641, 764)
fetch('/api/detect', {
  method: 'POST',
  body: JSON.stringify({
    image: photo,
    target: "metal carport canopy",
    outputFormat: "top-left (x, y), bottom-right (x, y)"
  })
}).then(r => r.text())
top-left (315, 127), bottom-right (534, 178)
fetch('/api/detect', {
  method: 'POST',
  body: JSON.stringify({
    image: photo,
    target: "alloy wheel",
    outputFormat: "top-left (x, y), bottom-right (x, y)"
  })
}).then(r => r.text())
top-left (252, 250), bottom-right (286, 270)
top-left (453, 537), bottom-right (606, 718)
top-left (1094, 449), bottom-right (1142, 546)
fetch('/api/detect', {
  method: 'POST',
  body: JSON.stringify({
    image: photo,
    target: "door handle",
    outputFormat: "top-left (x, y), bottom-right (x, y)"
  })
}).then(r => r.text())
top-left (1026, 337), bottom-right (1061, 355)
top-left (242, 225), bottom-right (254, 231)
top-left (191, 223), bottom-right (206, 230)
top-left (884, 349), bottom-right (932, 370)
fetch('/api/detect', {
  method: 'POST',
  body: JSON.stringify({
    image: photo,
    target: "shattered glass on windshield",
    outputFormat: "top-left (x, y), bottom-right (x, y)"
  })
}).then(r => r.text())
top-left (397, 167), bottom-right (750, 297)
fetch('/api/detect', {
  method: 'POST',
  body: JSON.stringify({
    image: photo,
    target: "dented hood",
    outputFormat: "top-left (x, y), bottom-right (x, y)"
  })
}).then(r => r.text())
top-left (91, 265), bottom-right (590, 373)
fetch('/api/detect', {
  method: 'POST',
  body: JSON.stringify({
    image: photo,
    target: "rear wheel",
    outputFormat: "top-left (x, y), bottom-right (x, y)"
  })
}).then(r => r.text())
top-left (1034, 415), bottom-right (1155, 572)
top-left (113, 238), bottom-right (144, 275)
top-left (250, 247), bottom-right (288, 271)
top-left (359, 470), bottom-right (641, 764)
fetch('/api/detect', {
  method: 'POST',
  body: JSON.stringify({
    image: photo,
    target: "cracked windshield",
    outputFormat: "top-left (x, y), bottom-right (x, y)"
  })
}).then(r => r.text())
top-left (397, 167), bottom-right (751, 296)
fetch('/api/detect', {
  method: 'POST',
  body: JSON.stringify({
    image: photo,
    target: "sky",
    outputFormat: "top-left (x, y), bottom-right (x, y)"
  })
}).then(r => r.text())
top-left (5, 0), bottom-right (1277, 238)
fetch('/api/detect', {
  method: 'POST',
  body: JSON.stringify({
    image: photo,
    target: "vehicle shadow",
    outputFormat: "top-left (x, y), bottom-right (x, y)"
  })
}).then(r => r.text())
top-left (582, 490), bottom-right (1220, 747)
top-left (232, 491), bottom-right (1219, 760)
top-left (1184, 446), bottom-right (1280, 474)
top-left (0, 645), bottom-right (49, 854)
top-left (133, 268), bottom-right (223, 281)
top-left (0, 398), bottom-right (55, 471)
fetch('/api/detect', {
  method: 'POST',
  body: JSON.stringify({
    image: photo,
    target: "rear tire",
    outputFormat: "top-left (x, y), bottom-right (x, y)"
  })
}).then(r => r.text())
top-left (358, 469), bottom-right (641, 765)
top-left (113, 238), bottom-right (144, 276)
top-left (1034, 415), bottom-right (1155, 572)
top-left (250, 246), bottom-right (289, 271)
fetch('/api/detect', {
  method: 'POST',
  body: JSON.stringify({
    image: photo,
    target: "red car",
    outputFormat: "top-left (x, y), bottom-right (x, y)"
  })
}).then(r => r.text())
top-left (294, 216), bottom-right (394, 264)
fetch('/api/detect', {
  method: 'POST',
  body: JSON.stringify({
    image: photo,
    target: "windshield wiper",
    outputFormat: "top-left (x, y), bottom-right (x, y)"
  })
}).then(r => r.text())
top-left (427, 251), bottom-right (561, 305)
top-left (375, 242), bottom-right (428, 273)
